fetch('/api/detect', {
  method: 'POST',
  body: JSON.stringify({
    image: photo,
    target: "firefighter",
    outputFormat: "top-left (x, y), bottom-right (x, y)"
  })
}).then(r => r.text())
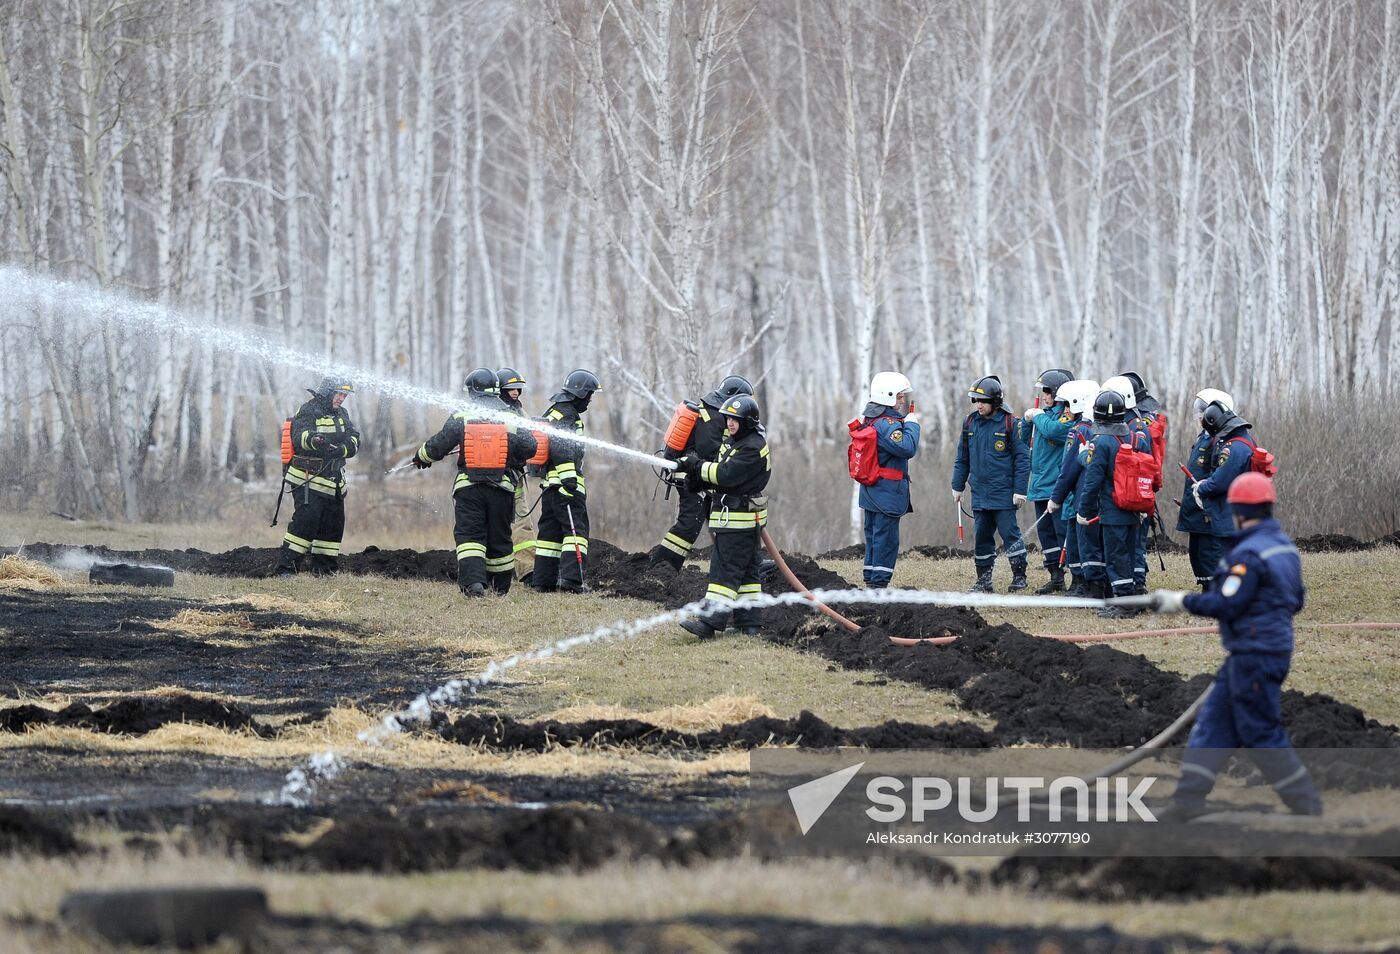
top-left (1177, 389), bottom-right (1236, 589)
top-left (951, 375), bottom-right (1030, 593)
top-left (532, 369), bottom-right (601, 593)
top-left (855, 371), bottom-right (920, 588)
top-left (414, 368), bottom-right (536, 597)
top-left (496, 367), bottom-right (538, 581)
top-left (1076, 388), bottom-right (1154, 618)
top-left (673, 395), bottom-right (771, 638)
top-left (274, 377), bottom-right (359, 577)
top-left (1118, 474), bottom-right (1322, 819)
top-left (1190, 401), bottom-right (1257, 568)
top-left (1104, 374), bottom-right (1154, 595)
top-left (1047, 379), bottom-right (1099, 596)
top-left (1023, 368), bottom-right (1075, 593)
top-left (1122, 371), bottom-right (1167, 592)
top-left (650, 375), bottom-right (754, 571)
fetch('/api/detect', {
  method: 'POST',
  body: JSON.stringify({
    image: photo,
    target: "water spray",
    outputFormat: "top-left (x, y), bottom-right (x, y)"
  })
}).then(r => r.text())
top-left (4, 268), bottom-right (674, 473)
top-left (269, 585), bottom-right (1105, 806)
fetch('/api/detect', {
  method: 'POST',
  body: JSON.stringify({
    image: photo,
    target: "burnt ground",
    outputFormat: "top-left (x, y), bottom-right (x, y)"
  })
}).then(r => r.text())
top-left (0, 590), bottom-right (458, 716)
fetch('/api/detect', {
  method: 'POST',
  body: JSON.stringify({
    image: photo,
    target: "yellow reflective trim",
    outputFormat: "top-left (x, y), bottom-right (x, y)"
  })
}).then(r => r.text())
top-left (759, 445), bottom-right (770, 457)
top-left (513, 540), bottom-right (536, 554)
top-left (660, 538), bottom-right (689, 556)
top-left (700, 462), bottom-right (718, 484)
top-left (535, 541), bottom-right (564, 555)
top-left (738, 583), bottom-right (762, 593)
top-left (283, 533), bottom-right (311, 553)
top-left (456, 542), bottom-right (487, 557)
top-left (706, 583), bottom-right (737, 601)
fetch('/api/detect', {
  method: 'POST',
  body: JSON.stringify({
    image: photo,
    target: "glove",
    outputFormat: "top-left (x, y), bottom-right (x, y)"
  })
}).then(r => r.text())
top-left (904, 412), bottom-right (921, 426)
top-left (1191, 482), bottom-right (1204, 510)
top-left (952, 489), bottom-right (963, 504)
top-left (1149, 590), bottom-right (1188, 614)
top-left (560, 476), bottom-right (580, 497)
top-left (412, 457), bottom-right (431, 470)
top-left (1046, 499), bottom-right (1060, 514)
top-left (676, 453), bottom-right (702, 475)
top-left (1076, 514), bottom-right (1092, 526)
top-left (1024, 407), bottom-right (1043, 421)
top-left (310, 434), bottom-right (330, 452)
top-left (1013, 494), bottom-right (1027, 508)
top-left (684, 471), bottom-right (704, 494)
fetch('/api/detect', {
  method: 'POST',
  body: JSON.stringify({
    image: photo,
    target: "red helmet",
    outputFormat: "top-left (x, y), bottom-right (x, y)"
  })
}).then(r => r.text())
top-left (1227, 473), bottom-right (1277, 506)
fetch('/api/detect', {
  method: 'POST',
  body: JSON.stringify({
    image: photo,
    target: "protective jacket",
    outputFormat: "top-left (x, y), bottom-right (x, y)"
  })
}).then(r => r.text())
top-left (1049, 419), bottom-right (1093, 518)
top-left (699, 428), bottom-right (771, 532)
top-left (951, 410), bottom-right (1029, 511)
top-left (286, 397), bottom-right (360, 497)
top-left (1195, 424), bottom-right (1254, 535)
top-left (1176, 430), bottom-right (1216, 534)
top-left (1183, 518), bottom-right (1304, 654)
top-left (857, 402), bottom-right (919, 516)
top-left (540, 401), bottom-right (587, 497)
top-left (417, 401), bottom-right (537, 494)
top-left (1026, 403), bottom-right (1075, 501)
top-left (1076, 425), bottom-right (1152, 526)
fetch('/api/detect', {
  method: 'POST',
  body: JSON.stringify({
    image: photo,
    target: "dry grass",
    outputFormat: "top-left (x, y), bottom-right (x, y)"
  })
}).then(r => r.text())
top-left (544, 694), bottom-right (777, 731)
top-left (148, 608), bottom-right (254, 634)
top-left (0, 555), bottom-right (65, 589)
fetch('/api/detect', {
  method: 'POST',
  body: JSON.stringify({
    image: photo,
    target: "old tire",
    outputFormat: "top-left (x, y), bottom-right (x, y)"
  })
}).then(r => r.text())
top-left (60, 886), bottom-right (267, 947)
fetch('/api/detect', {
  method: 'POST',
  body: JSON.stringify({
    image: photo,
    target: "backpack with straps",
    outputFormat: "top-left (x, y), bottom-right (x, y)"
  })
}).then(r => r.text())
top-left (1143, 412), bottom-right (1167, 490)
top-left (1111, 436), bottom-right (1158, 513)
top-left (1228, 433), bottom-right (1279, 477)
top-left (847, 415), bottom-right (906, 486)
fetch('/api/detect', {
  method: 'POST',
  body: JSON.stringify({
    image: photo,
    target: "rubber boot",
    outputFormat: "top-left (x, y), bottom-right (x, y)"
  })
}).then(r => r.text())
top-left (648, 546), bottom-right (684, 572)
top-left (1036, 568), bottom-right (1066, 594)
top-left (460, 581), bottom-right (487, 598)
top-left (1008, 566), bottom-right (1029, 592)
top-left (1065, 575), bottom-right (1087, 598)
top-left (968, 569), bottom-right (994, 594)
top-left (1098, 603), bottom-right (1141, 620)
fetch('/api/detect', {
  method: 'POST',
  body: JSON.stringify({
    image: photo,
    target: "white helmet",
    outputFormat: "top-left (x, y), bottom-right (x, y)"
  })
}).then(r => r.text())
top-left (1102, 375), bottom-right (1138, 411)
top-left (1058, 379), bottom-right (1099, 416)
top-left (1192, 388), bottom-right (1234, 418)
top-left (868, 371), bottom-right (913, 407)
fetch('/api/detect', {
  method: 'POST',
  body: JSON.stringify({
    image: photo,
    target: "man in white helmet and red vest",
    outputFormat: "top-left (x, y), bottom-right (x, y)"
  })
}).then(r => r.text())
top-left (849, 372), bottom-right (920, 587)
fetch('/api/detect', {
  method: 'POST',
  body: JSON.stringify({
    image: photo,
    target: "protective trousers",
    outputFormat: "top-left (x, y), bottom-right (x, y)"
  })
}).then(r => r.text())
top-left (1062, 517), bottom-right (1082, 580)
top-left (533, 487), bottom-right (589, 591)
top-left (973, 509), bottom-right (1027, 571)
top-left (511, 485), bottom-right (535, 581)
top-left (277, 487), bottom-right (345, 575)
top-left (702, 527), bottom-right (764, 631)
top-left (1033, 500), bottom-right (1067, 570)
top-left (657, 487), bottom-right (709, 569)
top-left (1077, 521), bottom-right (1106, 584)
top-left (1188, 532), bottom-right (1228, 587)
top-left (1100, 522), bottom-right (1136, 597)
top-left (1133, 519), bottom-right (1150, 588)
top-left (1174, 652), bottom-right (1321, 814)
top-left (454, 484), bottom-right (515, 594)
top-left (862, 509), bottom-right (901, 587)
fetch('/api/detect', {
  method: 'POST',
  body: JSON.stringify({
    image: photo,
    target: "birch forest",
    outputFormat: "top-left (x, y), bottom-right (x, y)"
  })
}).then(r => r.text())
top-left (2, 0), bottom-right (1399, 546)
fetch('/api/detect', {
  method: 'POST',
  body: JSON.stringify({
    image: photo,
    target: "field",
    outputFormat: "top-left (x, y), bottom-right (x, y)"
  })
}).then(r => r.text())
top-left (2, 512), bottom-right (1400, 953)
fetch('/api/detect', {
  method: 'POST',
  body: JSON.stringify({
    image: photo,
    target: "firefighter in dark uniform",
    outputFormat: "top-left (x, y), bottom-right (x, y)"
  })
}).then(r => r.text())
top-left (1076, 388), bottom-right (1154, 618)
top-left (1121, 370), bottom-right (1168, 593)
top-left (674, 395), bottom-right (771, 639)
top-left (1118, 473), bottom-right (1322, 819)
top-left (951, 375), bottom-right (1031, 593)
top-left (496, 367), bottom-right (538, 581)
top-left (1177, 388), bottom-right (1235, 589)
top-left (414, 368), bottom-right (537, 597)
top-left (532, 369), bottom-right (601, 593)
top-left (275, 377), bottom-right (359, 577)
top-left (650, 375), bottom-right (753, 570)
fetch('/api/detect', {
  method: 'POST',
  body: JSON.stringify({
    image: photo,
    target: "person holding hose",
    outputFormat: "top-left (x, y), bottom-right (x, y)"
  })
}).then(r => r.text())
top-left (674, 395), bottom-right (771, 639)
top-left (1116, 474), bottom-right (1322, 819)
top-left (952, 375), bottom-right (1030, 593)
top-left (532, 369), bottom-right (601, 593)
top-left (1022, 368), bottom-right (1076, 593)
top-left (1177, 388), bottom-right (1236, 589)
top-left (274, 377), bottom-right (359, 577)
top-left (852, 371), bottom-right (920, 588)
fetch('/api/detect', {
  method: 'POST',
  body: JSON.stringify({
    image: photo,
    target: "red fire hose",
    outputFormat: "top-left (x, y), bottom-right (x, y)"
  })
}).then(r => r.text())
top-left (761, 529), bottom-right (862, 633)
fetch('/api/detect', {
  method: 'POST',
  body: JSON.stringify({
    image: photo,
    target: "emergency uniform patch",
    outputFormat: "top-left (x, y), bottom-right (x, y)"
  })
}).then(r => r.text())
top-left (892, 430), bottom-right (903, 442)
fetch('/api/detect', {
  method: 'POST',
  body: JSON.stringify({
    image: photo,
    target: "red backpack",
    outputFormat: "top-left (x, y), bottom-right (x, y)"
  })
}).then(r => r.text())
top-left (1228, 433), bottom-right (1279, 477)
top-left (1143, 412), bottom-right (1167, 489)
top-left (1112, 437), bottom-right (1158, 513)
top-left (847, 416), bottom-right (905, 486)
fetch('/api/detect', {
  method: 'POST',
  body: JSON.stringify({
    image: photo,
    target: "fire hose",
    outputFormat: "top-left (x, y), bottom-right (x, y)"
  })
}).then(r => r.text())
top-left (761, 528), bottom-right (862, 633)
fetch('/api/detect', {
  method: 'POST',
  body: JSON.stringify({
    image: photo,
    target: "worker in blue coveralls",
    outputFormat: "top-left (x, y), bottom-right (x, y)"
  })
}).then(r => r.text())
top-left (1022, 368), bottom-right (1076, 593)
top-left (1076, 388), bottom-right (1154, 618)
top-left (1048, 379), bottom-right (1100, 598)
top-left (1103, 374), bottom-right (1155, 595)
top-left (1121, 371), bottom-right (1169, 593)
top-left (1189, 400), bottom-right (1257, 585)
top-left (857, 372), bottom-right (920, 587)
top-left (952, 375), bottom-right (1030, 594)
top-left (1177, 388), bottom-right (1236, 590)
top-left (1115, 473), bottom-right (1322, 820)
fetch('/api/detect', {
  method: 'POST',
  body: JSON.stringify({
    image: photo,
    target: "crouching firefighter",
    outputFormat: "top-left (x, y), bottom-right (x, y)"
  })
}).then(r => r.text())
top-left (1112, 474), bottom-right (1321, 819)
top-left (533, 369), bottom-right (601, 593)
top-left (849, 371), bottom-right (920, 587)
top-left (673, 395), bottom-right (771, 639)
top-left (414, 368), bottom-right (537, 597)
top-left (274, 378), bottom-right (359, 577)
top-left (650, 375), bottom-right (754, 570)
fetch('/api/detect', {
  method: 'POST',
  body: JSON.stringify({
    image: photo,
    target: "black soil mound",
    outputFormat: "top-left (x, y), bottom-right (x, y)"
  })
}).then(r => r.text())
top-left (440, 708), bottom-right (993, 752)
top-left (993, 851), bottom-right (1400, 900)
top-left (0, 807), bottom-right (85, 856)
top-left (0, 591), bottom-right (457, 715)
top-left (0, 695), bottom-right (264, 736)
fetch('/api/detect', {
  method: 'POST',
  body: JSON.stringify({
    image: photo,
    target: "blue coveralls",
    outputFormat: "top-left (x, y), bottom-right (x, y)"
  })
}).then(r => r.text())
top-left (952, 409), bottom-right (1030, 572)
top-left (1026, 403), bottom-right (1075, 571)
top-left (1076, 426), bottom-right (1153, 597)
top-left (1125, 407), bottom-right (1160, 589)
top-left (1176, 429), bottom-right (1227, 586)
top-left (1173, 518), bottom-right (1320, 814)
top-left (1050, 418), bottom-right (1095, 584)
top-left (1187, 425), bottom-right (1255, 585)
top-left (857, 403), bottom-right (920, 587)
